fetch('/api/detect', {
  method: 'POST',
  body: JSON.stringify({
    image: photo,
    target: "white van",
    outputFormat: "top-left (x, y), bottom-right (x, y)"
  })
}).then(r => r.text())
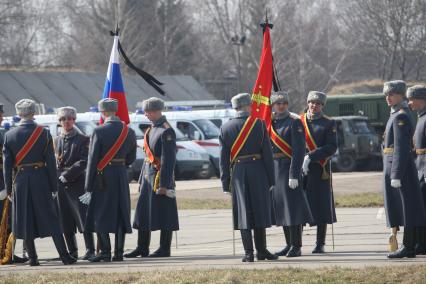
top-left (160, 110), bottom-right (222, 176)
top-left (129, 113), bottom-right (212, 179)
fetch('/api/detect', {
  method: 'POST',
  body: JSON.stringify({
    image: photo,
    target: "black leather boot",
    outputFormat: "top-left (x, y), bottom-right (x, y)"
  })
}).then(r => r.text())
top-left (26, 239), bottom-right (39, 266)
top-left (82, 232), bottom-right (96, 260)
top-left (254, 228), bottom-right (278, 261)
top-left (89, 233), bottom-right (111, 262)
top-left (112, 228), bottom-right (125, 261)
top-left (415, 226), bottom-right (426, 255)
top-left (124, 230), bottom-right (151, 258)
top-left (240, 229), bottom-right (254, 262)
top-left (52, 234), bottom-right (77, 265)
top-left (149, 230), bottom-right (172, 257)
top-left (388, 227), bottom-right (416, 258)
top-left (287, 225), bottom-right (302, 257)
top-left (64, 233), bottom-right (78, 259)
top-left (312, 224), bottom-right (327, 254)
top-left (275, 226), bottom-right (291, 256)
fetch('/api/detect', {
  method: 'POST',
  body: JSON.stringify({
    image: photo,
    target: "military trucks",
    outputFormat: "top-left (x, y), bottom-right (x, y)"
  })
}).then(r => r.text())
top-left (331, 116), bottom-right (381, 172)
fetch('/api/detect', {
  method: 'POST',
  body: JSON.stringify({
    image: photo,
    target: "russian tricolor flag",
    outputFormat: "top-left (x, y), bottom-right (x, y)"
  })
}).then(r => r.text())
top-left (101, 35), bottom-right (130, 124)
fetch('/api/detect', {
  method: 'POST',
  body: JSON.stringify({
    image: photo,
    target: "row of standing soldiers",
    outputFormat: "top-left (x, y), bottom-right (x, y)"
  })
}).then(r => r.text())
top-left (219, 81), bottom-right (426, 262)
top-left (1, 81), bottom-right (426, 266)
top-left (0, 97), bottom-right (179, 266)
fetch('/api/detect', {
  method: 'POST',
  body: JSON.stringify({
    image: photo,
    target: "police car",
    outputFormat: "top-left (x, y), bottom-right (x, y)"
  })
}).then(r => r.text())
top-left (129, 112), bottom-right (212, 179)
top-left (161, 108), bottom-right (224, 177)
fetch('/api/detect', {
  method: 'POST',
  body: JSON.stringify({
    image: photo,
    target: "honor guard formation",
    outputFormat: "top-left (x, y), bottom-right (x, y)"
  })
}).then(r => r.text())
top-left (1, 82), bottom-right (426, 266)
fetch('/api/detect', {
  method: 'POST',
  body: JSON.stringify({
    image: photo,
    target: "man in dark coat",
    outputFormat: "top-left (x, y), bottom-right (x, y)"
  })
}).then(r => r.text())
top-left (3, 99), bottom-right (76, 266)
top-left (384, 81), bottom-right (426, 258)
top-left (0, 103), bottom-right (28, 264)
top-left (54, 107), bottom-right (95, 260)
top-left (301, 91), bottom-right (337, 254)
top-left (125, 97), bottom-right (178, 258)
top-left (270, 92), bottom-right (313, 258)
top-left (79, 98), bottom-right (136, 262)
top-left (408, 85), bottom-right (426, 256)
top-left (219, 93), bottom-right (277, 262)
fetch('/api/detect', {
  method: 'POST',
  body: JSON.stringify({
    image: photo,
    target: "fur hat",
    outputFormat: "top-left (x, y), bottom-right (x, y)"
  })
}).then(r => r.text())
top-left (407, 85), bottom-right (426, 100)
top-left (307, 91), bottom-right (327, 105)
top-left (98, 98), bottom-right (118, 112)
top-left (142, 97), bottom-right (165, 112)
top-left (57, 106), bottom-right (77, 120)
top-left (383, 80), bottom-right (406, 96)
top-left (231, 93), bottom-right (251, 109)
top-left (15, 99), bottom-right (36, 117)
top-left (270, 91), bottom-right (289, 105)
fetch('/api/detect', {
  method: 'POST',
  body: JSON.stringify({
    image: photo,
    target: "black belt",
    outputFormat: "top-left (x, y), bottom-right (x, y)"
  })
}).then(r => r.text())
top-left (233, 154), bottom-right (262, 164)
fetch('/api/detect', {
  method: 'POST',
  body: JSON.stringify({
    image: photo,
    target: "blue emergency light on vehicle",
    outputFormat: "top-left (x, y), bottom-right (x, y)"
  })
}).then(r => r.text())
top-left (2, 122), bottom-right (10, 130)
top-left (172, 106), bottom-right (192, 111)
top-left (135, 108), bottom-right (145, 114)
top-left (12, 115), bottom-right (21, 123)
top-left (89, 106), bottom-right (99, 112)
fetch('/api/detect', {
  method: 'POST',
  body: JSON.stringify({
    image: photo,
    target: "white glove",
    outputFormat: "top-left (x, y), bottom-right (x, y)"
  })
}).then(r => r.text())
top-left (59, 175), bottom-right (67, 183)
top-left (288, 179), bottom-right (299, 189)
top-left (79, 192), bottom-right (92, 205)
top-left (391, 179), bottom-right (401, 188)
top-left (52, 192), bottom-right (58, 199)
top-left (0, 189), bottom-right (7, 201)
top-left (165, 189), bottom-right (176, 199)
top-left (224, 191), bottom-right (231, 195)
top-left (302, 155), bottom-right (311, 175)
top-left (269, 185), bottom-right (275, 192)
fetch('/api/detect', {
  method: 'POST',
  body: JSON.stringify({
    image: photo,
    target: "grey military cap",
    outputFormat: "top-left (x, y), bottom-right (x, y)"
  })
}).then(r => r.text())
top-left (57, 106), bottom-right (77, 120)
top-left (0, 103), bottom-right (3, 113)
top-left (307, 91), bottom-right (327, 105)
top-left (15, 99), bottom-right (36, 117)
top-left (383, 80), bottom-right (406, 96)
top-left (142, 97), bottom-right (165, 112)
top-left (407, 85), bottom-right (426, 100)
top-left (231, 93), bottom-right (251, 109)
top-left (98, 98), bottom-right (118, 112)
top-left (270, 91), bottom-right (289, 105)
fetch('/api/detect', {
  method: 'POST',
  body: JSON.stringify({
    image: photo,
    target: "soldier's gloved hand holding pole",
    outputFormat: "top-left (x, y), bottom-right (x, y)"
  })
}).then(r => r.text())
top-left (391, 179), bottom-right (401, 188)
top-left (79, 192), bottom-right (92, 205)
top-left (302, 155), bottom-right (311, 175)
top-left (288, 179), bottom-right (298, 189)
top-left (58, 176), bottom-right (67, 183)
top-left (0, 189), bottom-right (7, 200)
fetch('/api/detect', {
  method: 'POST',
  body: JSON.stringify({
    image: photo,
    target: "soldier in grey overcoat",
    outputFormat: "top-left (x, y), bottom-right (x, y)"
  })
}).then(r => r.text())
top-left (384, 82), bottom-right (426, 258)
top-left (3, 99), bottom-right (76, 266)
top-left (270, 92), bottom-right (313, 258)
top-left (219, 93), bottom-right (277, 262)
top-left (54, 107), bottom-right (95, 260)
top-left (80, 98), bottom-right (136, 262)
top-left (126, 97), bottom-right (178, 258)
top-left (408, 85), bottom-right (426, 256)
top-left (301, 91), bottom-right (337, 254)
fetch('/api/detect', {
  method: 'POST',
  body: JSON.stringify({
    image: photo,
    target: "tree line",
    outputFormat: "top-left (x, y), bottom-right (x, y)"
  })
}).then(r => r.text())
top-left (1, 0), bottom-right (425, 110)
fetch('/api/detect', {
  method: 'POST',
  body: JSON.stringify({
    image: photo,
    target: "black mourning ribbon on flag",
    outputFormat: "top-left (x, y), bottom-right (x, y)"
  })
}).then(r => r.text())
top-left (110, 30), bottom-right (165, 96)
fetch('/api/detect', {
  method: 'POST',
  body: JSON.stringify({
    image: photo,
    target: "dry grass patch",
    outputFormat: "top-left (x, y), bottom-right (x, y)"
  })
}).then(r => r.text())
top-left (3, 265), bottom-right (426, 284)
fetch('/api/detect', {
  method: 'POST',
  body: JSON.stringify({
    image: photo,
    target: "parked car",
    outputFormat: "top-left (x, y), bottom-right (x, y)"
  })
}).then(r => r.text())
top-left (129, 113), bottom-right (212, 180)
